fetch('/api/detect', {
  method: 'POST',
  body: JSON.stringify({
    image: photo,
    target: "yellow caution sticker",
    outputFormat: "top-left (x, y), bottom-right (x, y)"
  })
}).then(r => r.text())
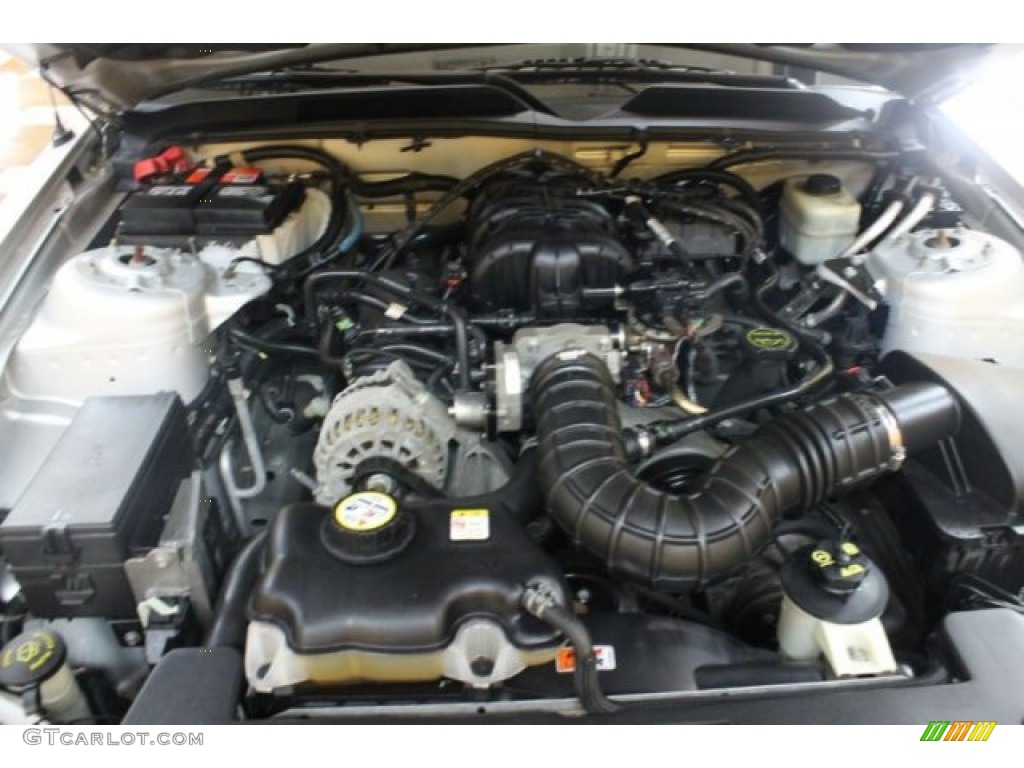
top-left (450, 508), bottom-right (490, 541)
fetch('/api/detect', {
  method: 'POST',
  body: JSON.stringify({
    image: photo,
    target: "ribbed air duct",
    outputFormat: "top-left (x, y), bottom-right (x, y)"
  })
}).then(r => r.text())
top-left (532, 352), bottom-right (959, 589)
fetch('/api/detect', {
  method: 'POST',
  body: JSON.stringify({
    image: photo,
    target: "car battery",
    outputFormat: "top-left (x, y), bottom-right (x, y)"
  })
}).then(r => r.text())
top-left (118, 177), bottom-right (305, 238)
top-left (0, 393), bottom-right (192, 619)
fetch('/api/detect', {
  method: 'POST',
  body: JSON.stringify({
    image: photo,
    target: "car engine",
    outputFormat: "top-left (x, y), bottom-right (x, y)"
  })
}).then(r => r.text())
top-left (1, 140), bottom-right (1022, 723)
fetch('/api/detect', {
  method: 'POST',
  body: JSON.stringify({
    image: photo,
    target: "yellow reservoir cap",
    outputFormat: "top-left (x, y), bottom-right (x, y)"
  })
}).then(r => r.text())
top-left (334, 492), bottom-right (398, 532)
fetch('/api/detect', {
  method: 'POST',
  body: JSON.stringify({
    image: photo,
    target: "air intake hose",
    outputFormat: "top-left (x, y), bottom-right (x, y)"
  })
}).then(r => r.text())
top-left (533, 352), bottom-right (959, 589)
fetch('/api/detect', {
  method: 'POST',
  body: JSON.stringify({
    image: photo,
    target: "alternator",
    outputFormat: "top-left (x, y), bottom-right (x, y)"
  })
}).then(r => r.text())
top-left (313, 361), bottom-right (454, 505)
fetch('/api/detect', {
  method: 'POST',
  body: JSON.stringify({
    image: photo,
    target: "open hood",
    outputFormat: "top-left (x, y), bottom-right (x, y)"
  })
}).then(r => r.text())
top-left (7, 43), bottom-right (1009, 110)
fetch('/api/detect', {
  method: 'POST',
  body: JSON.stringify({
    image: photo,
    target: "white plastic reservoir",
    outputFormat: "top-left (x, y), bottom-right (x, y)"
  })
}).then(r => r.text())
top-left (6, 245), bottom-right (271, 403)
top-left (780, 174), bottom-right (861, 266)
top-left (867, 228), bottom-right (1024, 367)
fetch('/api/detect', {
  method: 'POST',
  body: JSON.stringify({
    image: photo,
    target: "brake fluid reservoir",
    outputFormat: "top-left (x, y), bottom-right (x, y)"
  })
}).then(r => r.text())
top-left (867, 228), bottom-right (1024, 366)
top-left (780, 174), bottom-right (861, 265)
top-left (7, 246), bottom-right (211, 402)
top-left (777, 540), bottom-right (897, 678)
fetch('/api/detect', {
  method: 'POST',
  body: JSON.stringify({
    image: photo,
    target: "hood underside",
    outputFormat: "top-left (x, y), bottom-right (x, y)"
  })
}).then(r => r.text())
top-left (9, 43), bottom-right (1005, 109)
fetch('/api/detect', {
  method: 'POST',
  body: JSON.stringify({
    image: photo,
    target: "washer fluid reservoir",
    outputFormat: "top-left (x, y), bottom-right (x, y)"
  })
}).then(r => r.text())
top-left (779, 174), bottom-right (861, 265)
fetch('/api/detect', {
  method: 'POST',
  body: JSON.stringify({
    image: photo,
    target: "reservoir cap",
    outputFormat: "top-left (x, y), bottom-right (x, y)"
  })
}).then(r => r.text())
top-left (0, 630), bottom-right (66, 690)
top-left (322, 492), bottom-right (415, 564)
top-left (781, 541), bottom-right (889, 625)
top-left (803, 174), bottom-right (842, 197)
top-left (742, 327), bottom-right (798, 361)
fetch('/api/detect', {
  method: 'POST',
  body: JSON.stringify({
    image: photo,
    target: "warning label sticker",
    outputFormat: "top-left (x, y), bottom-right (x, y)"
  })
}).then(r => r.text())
top-left (450, 508), bottom-right (490, 541)
top-left (555, 645), bottom-right (617, 674)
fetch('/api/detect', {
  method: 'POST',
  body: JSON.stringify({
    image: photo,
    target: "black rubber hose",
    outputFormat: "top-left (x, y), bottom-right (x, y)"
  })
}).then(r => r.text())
top-left (304, 270), bottom-right (472, 391)
top-left (352, 323), bottom-right (458, 342)
top-left (521, 586), bottom-right (619, 715)
top-left (701, 272), bottom-right (748, 302)
top-left (205, 531), bottom-right (267, 649)
top-left (226, 328), bottom-right (320, 361)
top-left (707, 148), bottom-right (900, 171)
top-left (627, 260), bottom-right (833, 452)
top-left (628, 335), bottom-right (833, 452)
top-left (352, 323), bottom-right (487, 352)
top-left (653, 167), bottom-right (762, 213)
top-left (239, 145), bottom-right (349, 257)
top-left (350, 173), bottom-right (459, 198)
top-left (657, 199), bottom-right (760, 259)
top-left (342, 345), bottom-right (457, 381)
top-left (318, 322), bottom-right (347, 371)
top-left (532, 353), bottom-right (959, 589)
top-left (327, 290), bottom-right (430, 322)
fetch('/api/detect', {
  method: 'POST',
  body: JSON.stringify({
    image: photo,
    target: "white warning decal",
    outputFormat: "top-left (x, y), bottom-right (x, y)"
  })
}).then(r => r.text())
top-left (450, 508), bottom-right (490, 541)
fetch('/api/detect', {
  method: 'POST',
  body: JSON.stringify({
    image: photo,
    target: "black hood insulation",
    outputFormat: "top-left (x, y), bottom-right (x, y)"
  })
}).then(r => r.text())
top-left (533, 352), bottom-right (960, 589)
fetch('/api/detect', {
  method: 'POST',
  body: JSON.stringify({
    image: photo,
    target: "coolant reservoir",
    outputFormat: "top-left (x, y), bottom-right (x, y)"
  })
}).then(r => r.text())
top-left (867, 228), bottom-right (1024, 366)
top-left (780, 174), bottom-right (861, 265)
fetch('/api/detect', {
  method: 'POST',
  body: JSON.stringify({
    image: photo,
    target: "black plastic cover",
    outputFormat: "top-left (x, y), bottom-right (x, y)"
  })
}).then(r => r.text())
top-left (118, 181), bottom-right (304, 238)
top-left (512, 613), bottom-right (780, 696)
top-left (879, 351), bottom-right (1024, 592)
top-left (122, 647), bottom-right (243, 725)
top-left (0, 393), bottom-right (192, 618)
top-left (466, 181), bottom-right (632, 318)
top-left (881, 351), bottom-right (1024, 512)
top-left (248, 495), bottom-right (565, 653)
top-left (621, 86), bottom-right (868, 123)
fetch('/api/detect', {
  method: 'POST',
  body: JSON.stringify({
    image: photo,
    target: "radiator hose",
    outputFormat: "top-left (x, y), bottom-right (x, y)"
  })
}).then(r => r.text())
top-left (533, 352), bottom-right (959, 589)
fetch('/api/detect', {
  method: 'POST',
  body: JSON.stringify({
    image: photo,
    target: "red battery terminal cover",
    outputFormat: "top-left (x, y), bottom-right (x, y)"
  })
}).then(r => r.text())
top-left (133, 146), bottom-right (194, 183)
top-left (185, 167), bottom-right (265, 185)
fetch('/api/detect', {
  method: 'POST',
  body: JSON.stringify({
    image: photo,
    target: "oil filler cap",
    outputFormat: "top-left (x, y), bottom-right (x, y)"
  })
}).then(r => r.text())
top-left (321, 491), bottom-right (415, 564)
top-left (742, 327), bottom-right (798, 361)
top-left (0, 629), bottom-right (67, 690)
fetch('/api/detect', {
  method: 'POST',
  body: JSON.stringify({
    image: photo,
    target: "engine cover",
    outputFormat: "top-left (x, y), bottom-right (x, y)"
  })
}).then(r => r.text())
top-left (466, 179), bottom-right (632, 318)
top-left (244, 490), bottom-right (567, 691)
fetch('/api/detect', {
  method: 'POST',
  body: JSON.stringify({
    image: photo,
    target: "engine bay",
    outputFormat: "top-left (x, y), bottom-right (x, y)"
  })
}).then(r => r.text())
top-left (1, 135), bottom-right (1023, 723)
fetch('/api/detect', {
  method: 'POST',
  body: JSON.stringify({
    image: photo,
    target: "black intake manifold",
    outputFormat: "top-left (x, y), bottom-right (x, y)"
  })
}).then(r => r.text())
top-left (533, 352), bottom-right (959, 589)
